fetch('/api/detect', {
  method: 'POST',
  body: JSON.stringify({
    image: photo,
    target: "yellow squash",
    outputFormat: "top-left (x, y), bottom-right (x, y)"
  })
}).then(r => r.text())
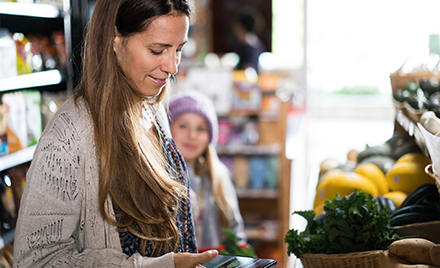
top-left (314, 169), bottom-right (345, 208)
top-left (385, 162), bottom-right (436, 195)
top-left (354, 162), bottom-right (389, 195)
top-left (382, 191), bottom-right (407, 207)
top-left (314, 171), bottom-right (379, 209)
top-left (395, 152), bottom-right (431, 167)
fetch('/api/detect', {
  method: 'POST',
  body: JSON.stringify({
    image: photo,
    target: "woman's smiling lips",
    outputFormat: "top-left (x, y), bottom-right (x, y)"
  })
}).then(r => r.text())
top-left (149, 75), bottom-right (168, 86)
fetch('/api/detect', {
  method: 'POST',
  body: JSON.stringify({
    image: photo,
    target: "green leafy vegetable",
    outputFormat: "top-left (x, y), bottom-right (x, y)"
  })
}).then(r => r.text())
top-left (219, 229), bottom-right (256, 257)
top-left (285, 190), bottom-right (400, 257)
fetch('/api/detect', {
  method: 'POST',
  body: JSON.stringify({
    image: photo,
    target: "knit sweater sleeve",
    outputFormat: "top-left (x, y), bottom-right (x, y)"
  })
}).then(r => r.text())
top-left (12, 98), bottom-right (175, 268)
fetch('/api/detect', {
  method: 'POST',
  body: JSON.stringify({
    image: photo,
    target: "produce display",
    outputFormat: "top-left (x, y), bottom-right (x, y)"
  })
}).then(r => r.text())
top-left (313, 131), bottom-right (438, 227)
top-left (286, 190), bottom-right (440, 266)
top-left (286, 190), bottom-right (400, 257)
top-left (393, 79), bottom-right (440, 117)
top-left (295, 40), bottom-right (440, 266)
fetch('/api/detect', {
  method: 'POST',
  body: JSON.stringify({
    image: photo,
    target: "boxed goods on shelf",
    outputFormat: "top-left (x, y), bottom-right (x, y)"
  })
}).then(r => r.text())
top-left (1, 90), bottom-right (42, 154)
top-left (0, 29), bottom-right (17, 78)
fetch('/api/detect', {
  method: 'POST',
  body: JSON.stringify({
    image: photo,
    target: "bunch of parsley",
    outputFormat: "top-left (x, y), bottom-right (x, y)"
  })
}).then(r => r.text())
top-left (285, 190), bottom-right (400, 257)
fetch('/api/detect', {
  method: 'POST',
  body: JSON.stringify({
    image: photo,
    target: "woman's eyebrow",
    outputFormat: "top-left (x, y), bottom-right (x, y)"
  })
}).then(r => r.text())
top-left (151, 41), bottom-right (188, 47)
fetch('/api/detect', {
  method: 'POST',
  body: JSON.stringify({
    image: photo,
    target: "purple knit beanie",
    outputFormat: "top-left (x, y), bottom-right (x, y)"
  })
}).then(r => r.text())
top-left (169, 90), bottom-right (219, 146)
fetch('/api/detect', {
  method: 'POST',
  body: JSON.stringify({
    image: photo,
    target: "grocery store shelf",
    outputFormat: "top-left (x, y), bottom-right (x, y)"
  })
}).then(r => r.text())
top-left (236, 189), bottom-right (278, 199)
top-left (217, 144), bottom-right (281, 156)
top-left (0, 145), bottom-right (36, 173)
top-left (0, 70), bottom-right (63, 92)
top-left (0, 2), bottom-right (61, 18)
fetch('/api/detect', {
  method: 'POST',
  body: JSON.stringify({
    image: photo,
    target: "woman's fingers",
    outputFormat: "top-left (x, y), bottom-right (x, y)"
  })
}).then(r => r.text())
top-left (174, 250), bottom-right (219, 268)
top-left (197, 250), bottom-right (219, 264)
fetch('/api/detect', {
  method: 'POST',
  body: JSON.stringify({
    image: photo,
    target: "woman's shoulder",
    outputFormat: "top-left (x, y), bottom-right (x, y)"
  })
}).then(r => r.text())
top-left (41, 96), bottom-right (94, 145)
top-left (48, 97), bottom-right (92, 129)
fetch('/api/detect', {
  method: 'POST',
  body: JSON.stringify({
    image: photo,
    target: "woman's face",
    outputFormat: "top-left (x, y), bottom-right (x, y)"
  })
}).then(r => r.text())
top-left (113, 14), bottom-right (189, 97)
top-left (170, 113), bottom-right (210, 167)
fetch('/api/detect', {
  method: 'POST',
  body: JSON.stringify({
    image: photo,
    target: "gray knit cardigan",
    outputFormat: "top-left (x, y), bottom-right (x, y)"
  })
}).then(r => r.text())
top-left (13, 97), bottom-right (188, 268)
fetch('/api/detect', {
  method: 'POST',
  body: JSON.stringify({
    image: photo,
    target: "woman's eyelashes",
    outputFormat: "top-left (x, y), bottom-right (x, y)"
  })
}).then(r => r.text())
top-left (149, 46), bottom-right (183, 56)
top-left (150, 49), bottom-right (163, 55)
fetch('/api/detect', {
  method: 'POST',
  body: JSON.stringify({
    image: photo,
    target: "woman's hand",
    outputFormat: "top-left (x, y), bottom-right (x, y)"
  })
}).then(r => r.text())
top-left (174, 250), bottom-right (219, 268)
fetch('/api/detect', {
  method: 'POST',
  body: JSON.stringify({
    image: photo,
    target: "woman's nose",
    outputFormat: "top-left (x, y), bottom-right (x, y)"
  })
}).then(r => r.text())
top-left (161, 52), bottom-right (180, 75)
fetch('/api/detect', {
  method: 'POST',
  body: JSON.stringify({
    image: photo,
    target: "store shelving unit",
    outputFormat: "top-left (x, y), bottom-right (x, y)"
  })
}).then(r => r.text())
top-left (0, 1), bottom-right (70, 170)
top-left (217, 98), bottom-right (292, 268)
top-left (0, 1), bottom-right (91, 252)
top-left (0, 145), bottom-right (36, 173)
top-left (0, 70), bottom-right (64, 92)
top-left (0, 2), bottom-right (69, 251)
top-left (0, 2), bottom-right (62, 18)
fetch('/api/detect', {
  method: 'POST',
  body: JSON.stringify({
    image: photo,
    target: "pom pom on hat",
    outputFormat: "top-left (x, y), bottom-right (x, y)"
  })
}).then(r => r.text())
top-left (169, 90), bottom-right (219, 146)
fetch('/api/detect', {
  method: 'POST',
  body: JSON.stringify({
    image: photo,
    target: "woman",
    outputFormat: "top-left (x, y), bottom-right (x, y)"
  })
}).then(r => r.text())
top-left (169, 90), bottom-right (246, 248)
top-left (12, 0), bottom-right (218, 267)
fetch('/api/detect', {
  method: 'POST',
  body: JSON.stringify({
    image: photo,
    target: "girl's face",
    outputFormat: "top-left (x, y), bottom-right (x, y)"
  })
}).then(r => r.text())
top-left (171, 113), bottom-right (210, 167)
top-left (113, 14), bottom-right (189, 97)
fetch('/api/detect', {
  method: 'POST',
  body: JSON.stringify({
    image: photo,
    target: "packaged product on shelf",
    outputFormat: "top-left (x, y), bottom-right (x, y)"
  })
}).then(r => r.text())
top-left (11, 32), bottom-right (33, 75)
top-left (23, 90), bottom-right (42, 146)
top-left (184, 67), bottom-right (233, 115)
top-left (218, 119), bottom-right (232, 146)
top-left (231, 70), bottom-right (262, 111)
top-left (265, 156), bottom-right (279, 189)
top-left (0, 99), bottom-right (8, 156)
top-left (51, 31), bottom-right (67, 70)
top-left (233, 156), bottom-right (249, 189)
top-left (241, 119), bottom-right (259, 145)
top-left (248, 156), bottom-right (267, 190)
top-left (27, 34), bottom-right (60, 70)
top-left (219, 156), bottom-right (234, 177)
top-left (39, 35), bottom-right (58, 70)
top-left (26, 35), bottom-right (43, 72)
top-left (2, 91), bottom-right (28, 153)
top-left (0, 29), bottom-right (18, 78)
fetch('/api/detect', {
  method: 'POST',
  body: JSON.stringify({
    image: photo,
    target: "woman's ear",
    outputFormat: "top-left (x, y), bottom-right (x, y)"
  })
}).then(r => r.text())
top-left (113, 26), bottom-right (121, 53)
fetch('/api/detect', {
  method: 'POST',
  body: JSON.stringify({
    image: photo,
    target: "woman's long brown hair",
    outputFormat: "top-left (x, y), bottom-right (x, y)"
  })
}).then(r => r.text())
top-left (73, 0), bottom-right (191, 256)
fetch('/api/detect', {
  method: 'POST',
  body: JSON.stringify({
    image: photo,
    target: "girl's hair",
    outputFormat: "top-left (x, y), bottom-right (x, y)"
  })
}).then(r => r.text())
top-left (73, 0), bottom-right (191, 256)
top-left (195, 144), bottom-right (239, 228)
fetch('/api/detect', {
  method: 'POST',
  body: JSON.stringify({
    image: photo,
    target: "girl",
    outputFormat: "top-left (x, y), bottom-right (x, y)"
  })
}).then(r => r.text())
top-left (169, 90), bottom-right (246, 248)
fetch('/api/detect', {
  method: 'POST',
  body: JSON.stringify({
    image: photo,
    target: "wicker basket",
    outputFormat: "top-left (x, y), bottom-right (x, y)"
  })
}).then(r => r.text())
top-left (299, 250), bottom-right (386, 268)
top-left (389, 67), bottom-right (439, 94)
